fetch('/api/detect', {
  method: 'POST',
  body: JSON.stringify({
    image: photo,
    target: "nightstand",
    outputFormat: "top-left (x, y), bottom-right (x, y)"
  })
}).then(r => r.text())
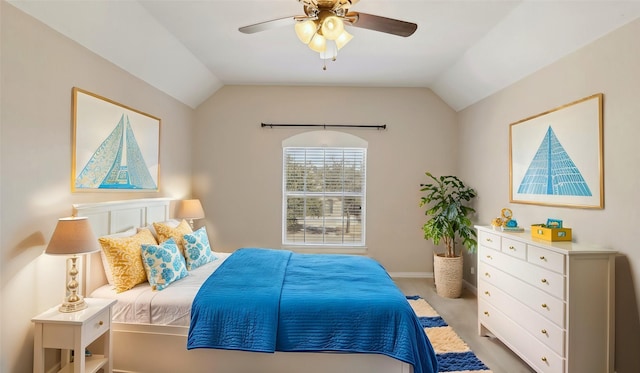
top-left (32, 298), bottom-right (116, 373)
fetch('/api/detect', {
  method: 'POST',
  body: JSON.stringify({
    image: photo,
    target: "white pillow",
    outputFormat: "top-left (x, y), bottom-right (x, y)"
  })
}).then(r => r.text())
top-left (98, 228), bottom-right (137, 285)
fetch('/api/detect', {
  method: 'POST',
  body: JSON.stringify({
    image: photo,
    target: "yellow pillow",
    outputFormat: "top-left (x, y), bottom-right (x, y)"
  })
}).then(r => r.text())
top-left (98, 228), bottom-right (157, 293)
top-left (153, 219), bottom-right (193, 256)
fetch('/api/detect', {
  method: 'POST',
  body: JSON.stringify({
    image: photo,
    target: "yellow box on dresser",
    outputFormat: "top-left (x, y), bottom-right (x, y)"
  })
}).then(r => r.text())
top-left (530, 225), bottom-right (572, 241)
top-left (476, 225), bottom-right (616, 373)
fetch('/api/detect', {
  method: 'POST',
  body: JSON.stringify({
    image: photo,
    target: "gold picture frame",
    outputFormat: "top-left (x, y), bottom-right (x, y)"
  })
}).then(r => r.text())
top-left (509, 93), bottom-right (603, 208)
top-left (72, 87), bottom-right (161, 192)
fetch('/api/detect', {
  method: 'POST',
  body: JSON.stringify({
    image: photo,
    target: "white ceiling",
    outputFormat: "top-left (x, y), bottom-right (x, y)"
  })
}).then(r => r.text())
top-left (9, 0), bottom-right (640, 111)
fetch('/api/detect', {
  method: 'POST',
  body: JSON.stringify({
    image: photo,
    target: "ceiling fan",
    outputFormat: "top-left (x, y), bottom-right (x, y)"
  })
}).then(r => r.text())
top-left (239, 0), bottom-right (417, 67)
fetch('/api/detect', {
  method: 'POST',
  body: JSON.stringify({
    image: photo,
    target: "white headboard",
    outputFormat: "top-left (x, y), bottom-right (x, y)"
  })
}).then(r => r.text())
top-left (73, 198), bottom-right (172, 295)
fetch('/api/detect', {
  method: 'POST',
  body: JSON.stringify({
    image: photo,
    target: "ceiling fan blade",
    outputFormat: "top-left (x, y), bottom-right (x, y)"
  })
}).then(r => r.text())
top-left (347, 12), bottom-right (417, 37)
top-left (239, 16), bottom-right (297, 34)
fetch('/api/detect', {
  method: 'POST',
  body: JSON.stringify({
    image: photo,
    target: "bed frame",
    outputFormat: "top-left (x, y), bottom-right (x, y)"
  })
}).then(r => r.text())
top-left (74, 198), bottom-right (413, 373)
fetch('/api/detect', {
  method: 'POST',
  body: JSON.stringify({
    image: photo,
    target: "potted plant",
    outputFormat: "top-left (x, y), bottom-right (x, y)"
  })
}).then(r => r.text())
top-left (419, 172), bottom-right (477, 298)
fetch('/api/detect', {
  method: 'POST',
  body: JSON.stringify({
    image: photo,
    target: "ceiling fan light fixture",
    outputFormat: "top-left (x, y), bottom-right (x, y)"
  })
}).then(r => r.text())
top-left (321, 16), bottom-right (344, 40)
top-left (308, 33), bottom-right (327, 53)
top-left (295, 20), bottom-right (317, 44)
top-left (320, 40), bottom-right (338, 60)
top-left (335, 30), bottom-right (353, 50)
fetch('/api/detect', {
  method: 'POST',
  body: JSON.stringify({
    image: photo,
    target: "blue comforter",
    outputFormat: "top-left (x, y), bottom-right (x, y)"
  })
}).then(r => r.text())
top-left (187, 248), bottom-right (438, 373)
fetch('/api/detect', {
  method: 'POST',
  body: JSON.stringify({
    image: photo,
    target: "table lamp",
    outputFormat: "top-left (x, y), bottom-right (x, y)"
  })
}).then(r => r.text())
top-left (176, 199), bottom-right (205, 229)
top-left (45, 217), bottom-right (99, 313)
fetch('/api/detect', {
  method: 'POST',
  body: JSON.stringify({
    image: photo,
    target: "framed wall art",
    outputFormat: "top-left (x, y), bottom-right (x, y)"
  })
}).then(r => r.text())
top-left (509, 93), bottom-right (603, 208)
top-left (72, 87), bottom-right (160, 192)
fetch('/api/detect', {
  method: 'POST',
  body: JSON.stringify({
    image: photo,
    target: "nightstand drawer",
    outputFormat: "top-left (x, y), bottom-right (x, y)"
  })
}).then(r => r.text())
top-left (84, 307), bottom-right (111, 343)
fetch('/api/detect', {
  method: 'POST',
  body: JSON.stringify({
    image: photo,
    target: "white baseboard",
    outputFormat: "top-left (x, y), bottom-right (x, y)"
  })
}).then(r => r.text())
top-left (463, 279), bottom-right (477, 295)
top-left (388, 272), bottom-right (433, 279)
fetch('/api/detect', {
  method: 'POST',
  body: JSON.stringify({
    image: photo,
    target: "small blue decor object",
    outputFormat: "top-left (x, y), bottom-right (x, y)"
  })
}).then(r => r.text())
top-left (546, 218), bottom-right (563, 228)
top-left (506, 219), bottom-right (518, 228)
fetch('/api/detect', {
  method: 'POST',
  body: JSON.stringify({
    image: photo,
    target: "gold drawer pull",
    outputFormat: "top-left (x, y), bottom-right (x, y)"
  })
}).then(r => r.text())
top-left (509, 246), bottom-right (516, 251)
top-left (541, 329), bottom-right (548, 335)
top-left (486, 255), bottom-right (493, 259)
top-left (484, 272), bottom-right (491, 278)
top-left (539, 256), bottom-right (546, 261)
top-left (541, 303), bottom-right (548, 309)
top-left (484, 291), bottom-right (491, 296)
top-left (485, 238), bottom-right (493, 243)
top-left (541, 278), bottom-right (548, 284)
top-left (99, 321), bottom-right (104, 326)
top-left (484, 311), bottom-right (490, 316)
top-left (541, 357), bottom-right (548, 363)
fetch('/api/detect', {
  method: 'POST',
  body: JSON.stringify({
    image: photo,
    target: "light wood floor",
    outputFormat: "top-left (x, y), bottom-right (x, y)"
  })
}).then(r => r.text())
top-left (394, 278), bottom-right (536, 373)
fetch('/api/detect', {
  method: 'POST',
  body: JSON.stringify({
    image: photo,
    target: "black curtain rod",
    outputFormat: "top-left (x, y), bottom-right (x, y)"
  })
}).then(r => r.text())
top-left (261, 123), bottom-right (386, 130)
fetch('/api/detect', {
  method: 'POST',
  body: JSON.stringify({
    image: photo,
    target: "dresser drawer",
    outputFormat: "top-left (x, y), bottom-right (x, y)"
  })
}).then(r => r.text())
top-left (502, 237), bottom-right (527, 260)
top-left (479, 281), bottom-right (565, 355)
top-left (478, 262), bottom-right (565, 327)
top-left (481, 248), bottom-right (565, 299)
top-left (478, 230), bottom-right (501, 251)
top-left (479, 300), bottom-right (565, 373)
top-left (528, 245), bottom-right (566, 274)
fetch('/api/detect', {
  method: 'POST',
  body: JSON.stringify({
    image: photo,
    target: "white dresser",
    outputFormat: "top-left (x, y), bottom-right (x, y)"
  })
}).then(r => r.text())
top-left (476, 225), bottom-right (616, 373)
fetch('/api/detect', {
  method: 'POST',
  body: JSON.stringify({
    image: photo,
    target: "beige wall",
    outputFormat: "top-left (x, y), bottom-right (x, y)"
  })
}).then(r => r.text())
top-left (1, 3), bottom-right (194, 372)
top-left (458, 18), bottom-right (640, 373)
top-left (192, 85), bottom-right (458, 273)
top-left (4, 0), bottom-right (640, 372)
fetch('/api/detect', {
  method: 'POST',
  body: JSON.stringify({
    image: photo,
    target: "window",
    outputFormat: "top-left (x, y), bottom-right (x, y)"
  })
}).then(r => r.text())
top-left (283, 146), bottom-right (366, 247)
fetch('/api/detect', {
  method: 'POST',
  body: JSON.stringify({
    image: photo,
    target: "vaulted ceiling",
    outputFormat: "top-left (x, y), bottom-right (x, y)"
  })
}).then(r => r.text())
top-left (9, 1), bottom-right (640, 111)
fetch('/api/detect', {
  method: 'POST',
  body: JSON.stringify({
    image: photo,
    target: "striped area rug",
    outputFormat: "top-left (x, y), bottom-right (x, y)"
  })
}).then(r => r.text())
top-left (407, 296), bottom-right (492, 373)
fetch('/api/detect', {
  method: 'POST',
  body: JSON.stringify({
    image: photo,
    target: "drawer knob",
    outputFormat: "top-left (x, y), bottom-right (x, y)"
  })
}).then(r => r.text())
top-left (484, 311), bottom-right (490, 316)
top-left (486, 255), bottom-right (493, 259)
top-left (486, 238), bottom-right (493, 242)
top-left (509, 246), bottom-right (515, 251)
top-left (99, 321), bottom-right (104, 326)
top-left (541, 329), bottom-right (548, 335)
top-left (484, 272), bottom-right (491, 278)
top-left (541, 303), bottom-right (548, 309)
top-left (539, 256), bottom-right (546, 261)
top-left (484, 291), bottom-right (491, 296)
top-left (541, 357), bottom-right (548, 363)
top-left (541, 278), bottom-right (548, 284)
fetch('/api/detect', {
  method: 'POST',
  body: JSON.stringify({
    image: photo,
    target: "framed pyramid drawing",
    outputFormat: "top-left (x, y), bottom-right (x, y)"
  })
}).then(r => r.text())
top-left (72, 87), bottom-right (160, 192)
top-left (510, 93), bottom-right (603, 208)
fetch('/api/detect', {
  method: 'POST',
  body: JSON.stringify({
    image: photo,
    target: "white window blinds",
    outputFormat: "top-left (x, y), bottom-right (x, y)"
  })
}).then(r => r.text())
top-left (283, 147), bottom-right (366, 246)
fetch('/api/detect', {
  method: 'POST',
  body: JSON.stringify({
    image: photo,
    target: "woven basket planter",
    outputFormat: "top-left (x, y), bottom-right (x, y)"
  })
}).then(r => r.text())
top-left (433, 253), bottom-right (463, 298)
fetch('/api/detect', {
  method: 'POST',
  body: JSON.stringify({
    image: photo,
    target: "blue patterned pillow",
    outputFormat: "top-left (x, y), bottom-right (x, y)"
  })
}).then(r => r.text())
top-left (183, 227), bottom-right (217, 270)
top-left (140, 238), bottom-right (188, 290)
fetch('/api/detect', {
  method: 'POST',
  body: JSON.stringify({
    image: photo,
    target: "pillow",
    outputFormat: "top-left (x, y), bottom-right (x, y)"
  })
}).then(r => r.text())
top-left (182, 227), bottom-right (217, 270)
top-left (153, 219), bottom-right (192, 256)
top-left (140, 238), bottom-right (188, 291)
top-left (140, 219), bottom-right (181, 241)
top-left (98, 228), bottom-right (137, 285)
top-left (98, 228), bottom-right (157, 293)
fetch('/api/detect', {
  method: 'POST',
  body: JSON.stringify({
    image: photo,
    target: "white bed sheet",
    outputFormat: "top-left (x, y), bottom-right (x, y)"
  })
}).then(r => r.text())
top-left (91, 252), bottom-right (230, 326)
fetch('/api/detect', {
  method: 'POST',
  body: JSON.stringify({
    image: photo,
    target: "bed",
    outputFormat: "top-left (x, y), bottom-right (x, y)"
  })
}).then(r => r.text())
top-left (76, 198), bottom-right (437, 373)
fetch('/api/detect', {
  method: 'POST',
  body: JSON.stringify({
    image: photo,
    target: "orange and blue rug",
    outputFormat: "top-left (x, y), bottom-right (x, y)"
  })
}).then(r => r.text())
top-left (407, 296), bottom-right (492, 373)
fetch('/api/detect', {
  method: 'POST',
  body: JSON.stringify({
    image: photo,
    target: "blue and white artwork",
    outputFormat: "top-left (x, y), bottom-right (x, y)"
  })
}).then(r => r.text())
top-left (510, 94), bottom-right (603, 208)
top-left (73, 88), bottom-right (160, 191)
top-left (517, 126), bottom-right (592, 197)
